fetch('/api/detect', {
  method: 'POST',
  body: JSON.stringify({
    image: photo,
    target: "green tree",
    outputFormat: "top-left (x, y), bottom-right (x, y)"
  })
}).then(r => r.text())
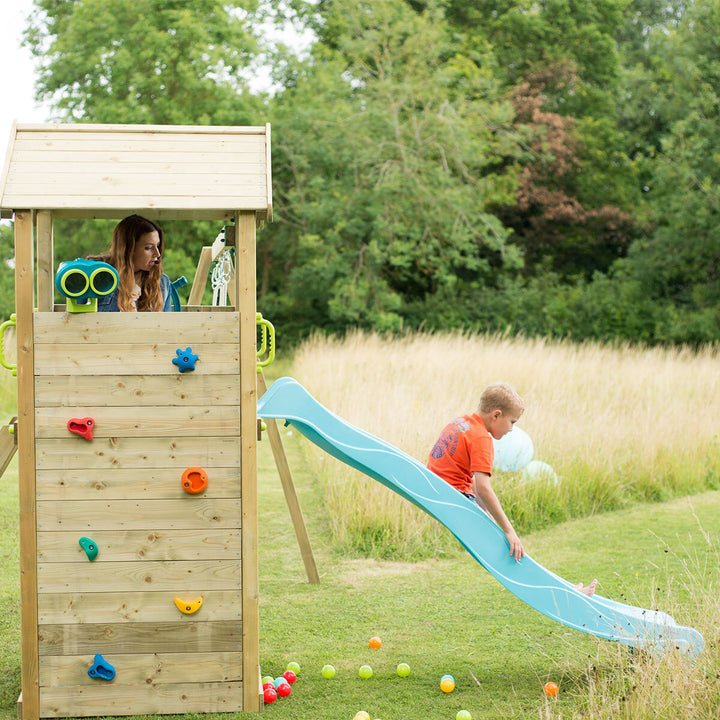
top-left (626, 0), bottom-right (720, 343)
top-left (24, 0), bottom-right (261, 125)
top-left (260, 0), bottom-right (523, 337)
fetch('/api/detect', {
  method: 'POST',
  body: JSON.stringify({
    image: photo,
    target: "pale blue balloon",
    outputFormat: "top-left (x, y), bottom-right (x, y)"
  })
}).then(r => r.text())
top-left (521, 460), bottom-right (558, 485)
top-left (492, 426), bottom-right (534, 471)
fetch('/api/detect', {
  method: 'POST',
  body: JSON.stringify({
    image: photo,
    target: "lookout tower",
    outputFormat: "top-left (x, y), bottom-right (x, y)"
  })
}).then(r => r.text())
top-left (0, 122), bottom-right (272, 718)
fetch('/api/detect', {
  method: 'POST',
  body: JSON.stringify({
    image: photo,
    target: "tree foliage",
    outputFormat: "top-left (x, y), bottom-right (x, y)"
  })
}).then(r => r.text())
top-left (2, 0), bottom-right (717, 346)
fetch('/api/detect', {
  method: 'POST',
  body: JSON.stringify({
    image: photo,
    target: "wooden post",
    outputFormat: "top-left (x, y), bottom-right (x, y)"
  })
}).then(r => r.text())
top-left (236, 211), bottom-right (261, 712)
top-left (35, 211), bottom-right (53, 312)
top-left (0, 417), bottom-right (17, 480)
top-left (14, 210), bottom-right (39, 720)
top-left (258, 372), bottom-right (320, 584)
top-left (188, 246), bottom-right (213, 306)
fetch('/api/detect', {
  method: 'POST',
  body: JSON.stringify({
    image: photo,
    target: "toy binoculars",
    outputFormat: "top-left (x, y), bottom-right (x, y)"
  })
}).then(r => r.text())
top-left (55, 259), bottom-right (119, 313)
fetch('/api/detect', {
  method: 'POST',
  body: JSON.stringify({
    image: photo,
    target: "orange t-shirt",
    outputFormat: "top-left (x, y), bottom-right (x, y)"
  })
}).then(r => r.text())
top-left (427, 414), bottom-right (493, 495)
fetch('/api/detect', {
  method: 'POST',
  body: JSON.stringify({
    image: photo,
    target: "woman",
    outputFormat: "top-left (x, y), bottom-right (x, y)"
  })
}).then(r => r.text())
top-left (93, 214), bottom-right (172, 312)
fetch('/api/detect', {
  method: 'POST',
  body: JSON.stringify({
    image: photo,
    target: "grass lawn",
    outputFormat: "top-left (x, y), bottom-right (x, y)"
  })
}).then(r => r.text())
top-left (0, 420), bottom-right (716, 720)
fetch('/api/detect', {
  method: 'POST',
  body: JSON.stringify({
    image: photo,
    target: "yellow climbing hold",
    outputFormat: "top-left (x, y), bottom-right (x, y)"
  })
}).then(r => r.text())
top-left (174, 596), bottom-right (203, 614)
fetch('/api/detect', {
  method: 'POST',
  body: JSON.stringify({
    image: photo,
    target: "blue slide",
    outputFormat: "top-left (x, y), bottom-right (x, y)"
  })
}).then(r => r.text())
top-left (258, 377), bottom-right (704, 657)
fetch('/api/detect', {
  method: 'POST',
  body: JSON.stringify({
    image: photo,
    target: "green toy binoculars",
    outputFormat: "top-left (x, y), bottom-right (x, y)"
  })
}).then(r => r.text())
top-left (55, 259), bottom-right (119, 313)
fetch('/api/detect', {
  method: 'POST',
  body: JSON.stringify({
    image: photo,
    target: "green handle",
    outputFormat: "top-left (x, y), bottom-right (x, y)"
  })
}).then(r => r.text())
top-left (0, 314), bottom-right (17, 376)
top-left (256, 313), bottom-right (275, 370)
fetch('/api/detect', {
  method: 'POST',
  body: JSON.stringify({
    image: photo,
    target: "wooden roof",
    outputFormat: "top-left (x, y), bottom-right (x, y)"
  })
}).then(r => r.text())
top-left (0, 123), bottom-right (272, 221)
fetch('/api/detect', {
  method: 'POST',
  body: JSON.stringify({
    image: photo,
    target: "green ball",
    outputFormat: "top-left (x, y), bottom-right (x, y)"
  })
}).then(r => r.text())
top-left (396, 662), bottom-right (411, 677)
top-left (261, 675), bottom-right (274, 686)
top-left (321, 664), bottom-right (336, 679)
top-left (456, 711), bottom-right (472, 720)
top-left (359, 664), bottom-right (373, 679)
top-left (286, 661), bottom-right (301, 675)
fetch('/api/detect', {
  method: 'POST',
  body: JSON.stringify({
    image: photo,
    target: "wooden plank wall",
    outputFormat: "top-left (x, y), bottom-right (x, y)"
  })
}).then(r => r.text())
top-left (32, 312), bottom-right (244, 718)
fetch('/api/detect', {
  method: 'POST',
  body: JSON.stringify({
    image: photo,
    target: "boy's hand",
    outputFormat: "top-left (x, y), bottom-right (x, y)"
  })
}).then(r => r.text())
top-left (505, 530), bottom-right (525, 561)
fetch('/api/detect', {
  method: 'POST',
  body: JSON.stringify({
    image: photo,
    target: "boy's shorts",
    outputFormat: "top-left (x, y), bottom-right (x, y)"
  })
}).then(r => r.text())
top-left (461, 491), bottom-right (476, 502)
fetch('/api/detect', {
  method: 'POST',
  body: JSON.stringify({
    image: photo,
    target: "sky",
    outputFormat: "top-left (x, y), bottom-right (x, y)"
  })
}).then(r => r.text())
top-left (0, 0), bottom-right (53, 143)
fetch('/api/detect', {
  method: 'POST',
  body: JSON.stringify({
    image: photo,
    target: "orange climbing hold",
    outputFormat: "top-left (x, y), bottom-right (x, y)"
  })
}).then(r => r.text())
top-left (181, 467), bottom-right (208, 494)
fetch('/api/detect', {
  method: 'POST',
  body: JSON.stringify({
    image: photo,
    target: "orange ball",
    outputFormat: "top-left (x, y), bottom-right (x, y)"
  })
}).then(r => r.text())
top-left (369, 636), bottom-right (382, 649)
top-left (544, 681), bottom-right (559, 697)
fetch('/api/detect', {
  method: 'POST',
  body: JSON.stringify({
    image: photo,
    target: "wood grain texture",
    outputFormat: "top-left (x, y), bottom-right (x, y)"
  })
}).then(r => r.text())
top-left (38, 681), bottom-right (243, 717)
top-left (37, 529), bottom-right (241, 563)
top-left (35, 405), bottom-right (240, 438)
top-left (34, 343), bottom-right (238, 376)
top-left (39, 620), bottom-right (242, 655)
top-left (36, 436), bottom-right (240, 470)
top-left (39, 651), bottom-right (242, 686)
top-left (33, 312), bottom-right (239, 344)
top-left (37, 590), bottom-right (242, 625)
top-left (37, 560), bottom-right (241, 593)
top-left (36, 498), bottom-right (241, 531)
top-left (35, 468), bottom-right (240, 501)
top-left (34, 374), bottom-right (240, 407)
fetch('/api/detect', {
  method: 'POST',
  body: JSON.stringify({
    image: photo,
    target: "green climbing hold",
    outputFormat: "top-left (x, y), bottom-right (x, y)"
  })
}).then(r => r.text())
top-left (79, 536), bottom-right (99, 561)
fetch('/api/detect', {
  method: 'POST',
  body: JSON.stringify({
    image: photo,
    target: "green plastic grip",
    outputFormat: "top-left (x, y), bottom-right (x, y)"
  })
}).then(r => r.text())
top-left (0, 314), bottom-right (17, 376)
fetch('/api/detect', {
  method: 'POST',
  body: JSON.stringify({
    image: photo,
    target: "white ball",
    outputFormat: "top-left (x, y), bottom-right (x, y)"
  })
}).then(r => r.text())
top-left (492, 426), bottom-right (534, 472)
top-left (521, 460), bottom-right (558, 485)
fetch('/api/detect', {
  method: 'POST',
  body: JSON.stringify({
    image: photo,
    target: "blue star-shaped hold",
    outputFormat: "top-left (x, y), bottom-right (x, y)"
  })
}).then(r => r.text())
top-left (172, 347), bottom-right (199, 373)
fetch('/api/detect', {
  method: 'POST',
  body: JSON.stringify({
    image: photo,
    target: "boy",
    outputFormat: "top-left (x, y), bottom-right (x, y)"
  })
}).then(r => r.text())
top-left (427, 382), bottom-right (598, 595)
top-left (428, 382), bottom-right (526, 561)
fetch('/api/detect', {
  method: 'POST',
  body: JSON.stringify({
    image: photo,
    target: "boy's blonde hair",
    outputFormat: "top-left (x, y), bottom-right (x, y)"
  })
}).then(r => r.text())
top-left (479, 382), bottom-right (524, 415)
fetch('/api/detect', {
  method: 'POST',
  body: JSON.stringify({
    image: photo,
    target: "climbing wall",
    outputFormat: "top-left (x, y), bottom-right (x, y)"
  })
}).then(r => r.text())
top-left (32, 311), bottom-right (244, 717)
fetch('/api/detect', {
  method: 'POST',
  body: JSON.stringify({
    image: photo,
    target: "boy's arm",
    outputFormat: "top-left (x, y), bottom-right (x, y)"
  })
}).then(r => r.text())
top-left (472, 471), bottom-right (525, 561)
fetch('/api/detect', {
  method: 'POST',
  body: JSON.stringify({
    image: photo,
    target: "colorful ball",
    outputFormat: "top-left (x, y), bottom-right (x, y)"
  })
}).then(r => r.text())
top-left (492, 426), bottom-right (534, 472)
top-left (321, 664), bottom-right (336, 679)
top-left (286, 661), bottom-right (301, 675)
top-left (283, 669), bottom-right (297, 684)
top-left (456, 711), bottom-right (472, 720)
top-left (263, 687), bottom-right (277, 704)
top-left (277, 681), bottom-right (292, 698)
top-left (353, 712), bottom-right (371, 720)
top-left (440, 674), bottom-right (455, 693)
top-left (396, 662), bottom-right (411, 677)
top-left (522, 460), bottom-right (558, 485)
top-left (369, 636), bottom-right (382, 649)
top-left (544, 681), bottom-right (559, 697)
top-left (274, 676), bottom-right (288, 689)
top-left (359, 664), bottom-right (373, 679)
top-left (262, 675), bottom-right (274, 686)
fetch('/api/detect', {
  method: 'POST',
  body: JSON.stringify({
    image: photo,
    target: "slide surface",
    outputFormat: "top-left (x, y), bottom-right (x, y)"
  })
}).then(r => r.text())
top-left (258, 377), bottom-right (704, 657)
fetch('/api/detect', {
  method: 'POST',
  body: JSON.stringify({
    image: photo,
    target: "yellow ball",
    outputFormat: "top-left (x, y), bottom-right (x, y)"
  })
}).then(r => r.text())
top-left (440, 675), bottom-right (455, 693)
top-left (353, 712), bottom-right (371, 720)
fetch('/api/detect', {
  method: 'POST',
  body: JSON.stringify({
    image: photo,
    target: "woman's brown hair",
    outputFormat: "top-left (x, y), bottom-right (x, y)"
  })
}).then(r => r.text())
top-left (91, 215), bottom-right (164, 311)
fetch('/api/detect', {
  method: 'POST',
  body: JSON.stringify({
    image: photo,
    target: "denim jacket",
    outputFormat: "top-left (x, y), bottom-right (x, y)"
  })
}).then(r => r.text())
top-left (97, 273), bottom-right (172, 312)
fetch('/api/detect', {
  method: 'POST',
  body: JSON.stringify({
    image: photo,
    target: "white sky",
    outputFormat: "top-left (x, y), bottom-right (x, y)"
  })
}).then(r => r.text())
top-left (0, 0), bottom-right (53, 143)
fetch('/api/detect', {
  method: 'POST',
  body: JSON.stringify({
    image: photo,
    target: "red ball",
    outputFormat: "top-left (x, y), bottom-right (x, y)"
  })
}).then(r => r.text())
top-left (283, 670), bottom-right (297, 684)
top-left (277, 681), bottom-right (292, 697)
top-left (263, 687), bottom-right (277, 704)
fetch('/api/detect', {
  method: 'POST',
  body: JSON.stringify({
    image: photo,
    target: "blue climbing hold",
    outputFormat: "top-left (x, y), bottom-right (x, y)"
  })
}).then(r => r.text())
top-left (172, 347), bottom-right (199, 373)
top-left (88, 653), bottom-right (115, 681)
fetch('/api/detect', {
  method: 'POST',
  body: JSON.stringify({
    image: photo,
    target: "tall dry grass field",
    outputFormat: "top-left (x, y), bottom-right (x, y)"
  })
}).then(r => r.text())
top-left (291, 330), bottom-right (720, 558)
top-left (558, 522), bottom-right (720, 720)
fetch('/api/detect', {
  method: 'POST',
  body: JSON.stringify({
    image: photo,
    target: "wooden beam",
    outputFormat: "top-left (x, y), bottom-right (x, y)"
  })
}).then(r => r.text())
top-left (35, 211), bottom-right (53, 312)
top-left (188, 246), bottom-right (213, 306)
top-left (258, 372), bottom-right (320, 584)
top-left (237, 211), bottom-right (261, 712)
top-left (14, 210), bottom-right (39, 720)
top-left (0, 417), bottom-right (17, 480)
